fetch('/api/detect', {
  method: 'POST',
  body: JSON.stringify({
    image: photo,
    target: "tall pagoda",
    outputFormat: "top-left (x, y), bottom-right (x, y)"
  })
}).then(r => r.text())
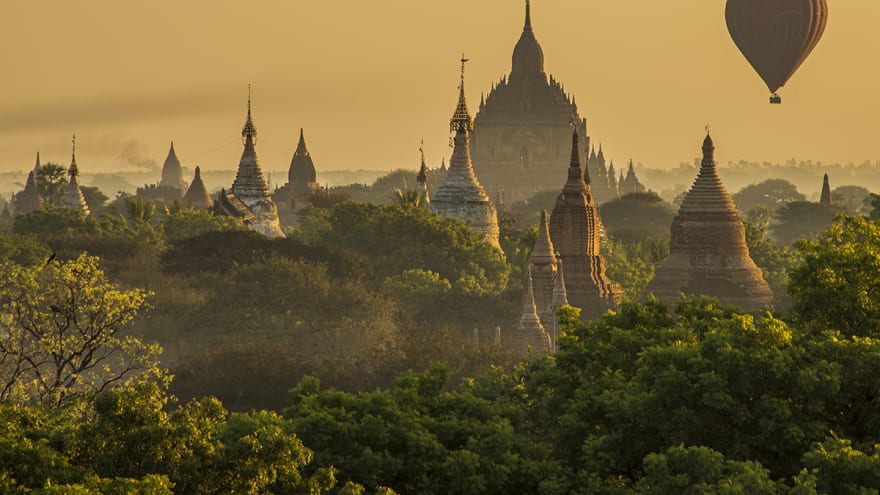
top-left (548, 130), bottom-right (622, 318)
top-left (59, 135), bottom-right (90, 215)
top-left (225, 90), bottom-right (284, 238)
top-left (429, 57), bottom-right (501, 251)
top-left (646, 133), bottom-right (772, 309)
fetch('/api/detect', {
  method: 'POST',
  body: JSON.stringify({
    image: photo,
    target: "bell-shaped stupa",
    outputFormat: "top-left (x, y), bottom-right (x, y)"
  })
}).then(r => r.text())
top-left (646, 132), bottom-right (773, 309)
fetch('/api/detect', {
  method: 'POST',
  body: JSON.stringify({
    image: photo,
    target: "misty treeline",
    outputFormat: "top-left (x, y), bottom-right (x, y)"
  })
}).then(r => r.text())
top-left (3, 167), bottom-right (880, 492)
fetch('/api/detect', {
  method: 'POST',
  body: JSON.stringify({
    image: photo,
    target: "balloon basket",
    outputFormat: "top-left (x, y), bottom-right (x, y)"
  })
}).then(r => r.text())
top-left (770, 94), bottom-right (782, 104)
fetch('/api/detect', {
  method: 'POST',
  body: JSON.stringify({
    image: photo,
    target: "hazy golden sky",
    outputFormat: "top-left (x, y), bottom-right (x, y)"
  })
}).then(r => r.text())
top-left (1, 0), bottom-right (876, 176)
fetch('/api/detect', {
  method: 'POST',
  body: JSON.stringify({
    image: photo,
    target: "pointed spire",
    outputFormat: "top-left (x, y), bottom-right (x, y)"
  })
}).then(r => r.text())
top-left (69, 133), bottom-right (79, 178)
top-left (34, 151), bottom-right (41, 173)
top-left (531, 210), bottom-right (556, 265)
top-left (15, 171), bottom-right (44, 215)
top-left (242, 83), bottom-right (257, 142)
top-left (232, 88), bottom-right (271, 201)
top-left (524, 0), bottom-right (532, 31)
top-left (521, 267), bottom-right (541, 324)
top-left (552, 254), bottom-right (569, 308)
top-left (160, 140), bottom-right (185, 190)
top-left (289, 128), bottom-right (317, 185)
top-left (417, 141), bottom-right (429, 201)
top-left (819, 173), bottom-right (832, 206)
top-left (450, 55), bottom-right (473, 133)
top-left (60, 135), bottom-right (89, 214)
top-left (563, 130), bottom-right (587, 195)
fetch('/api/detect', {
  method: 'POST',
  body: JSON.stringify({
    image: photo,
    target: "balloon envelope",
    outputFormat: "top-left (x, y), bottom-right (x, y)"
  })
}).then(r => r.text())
top-left (725, 0), bottom-right (828, 95)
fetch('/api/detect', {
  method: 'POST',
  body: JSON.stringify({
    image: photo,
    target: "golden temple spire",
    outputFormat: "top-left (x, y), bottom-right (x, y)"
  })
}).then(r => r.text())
top-left (450, 54), bottom-right (473, 133)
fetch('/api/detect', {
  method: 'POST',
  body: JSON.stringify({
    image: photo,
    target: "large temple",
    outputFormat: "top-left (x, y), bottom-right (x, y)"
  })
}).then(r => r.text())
top-left (429, 59), bottom-right (501, 251)
top-left (546, 130), bottom-right (622, 318)
top-left (470, 1), bottom-right (617, 202)
top-left (214, 92), bottom-right (284, 238)
top-left (645, 133), bottom-right (773, 310)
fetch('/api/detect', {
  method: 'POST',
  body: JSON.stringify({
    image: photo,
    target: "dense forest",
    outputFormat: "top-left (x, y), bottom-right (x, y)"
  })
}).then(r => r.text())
top-left (2, 169), bottom-right (880, 494)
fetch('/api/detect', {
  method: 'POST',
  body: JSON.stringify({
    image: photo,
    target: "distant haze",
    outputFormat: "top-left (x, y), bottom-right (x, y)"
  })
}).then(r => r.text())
top-left (2, 1), bottom-right (878, 175)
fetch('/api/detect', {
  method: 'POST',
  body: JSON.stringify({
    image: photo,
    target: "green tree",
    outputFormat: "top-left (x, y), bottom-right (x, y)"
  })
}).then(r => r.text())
top-left (599, 192), bottom-right (676, 243)
top-left (773, 201), bottom-right (843, 245)
top-left (0, 254), bottom-right (159, 406)
top-left (285, 365), bottom-right (558, 495)
top-left (36, 162), bottom-right (68, 206)
top-left (788, 215), bottom-right (880, 336)
top-left (733, 179), bottom-right (805, 217)
top-left (160, 207), bottom-right (243, 243)
top-left (831, 185), bottom-right (871, 215)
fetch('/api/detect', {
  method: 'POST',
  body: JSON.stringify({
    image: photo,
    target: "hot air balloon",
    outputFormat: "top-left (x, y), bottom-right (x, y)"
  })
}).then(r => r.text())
top-left (725, 0), bottom-right (828, 104)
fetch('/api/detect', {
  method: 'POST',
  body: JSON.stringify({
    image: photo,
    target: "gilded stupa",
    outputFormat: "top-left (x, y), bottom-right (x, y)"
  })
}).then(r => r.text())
top-left (429, 57), bottom-right (501, 251)
top-left (225, 89), bottom-right (284, 238)
top-left (59, 135), bottom-right (90, 215)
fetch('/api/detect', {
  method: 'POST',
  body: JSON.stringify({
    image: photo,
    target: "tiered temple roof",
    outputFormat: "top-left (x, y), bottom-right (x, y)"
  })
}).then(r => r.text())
top-left (429, 58), bottom-right (501, 251)
top-left (645, 133), bottom-right (773, 309)
top-left (548, 130), bottom-right (622, 318)
top-left (182, 166), bottom-right (214, 209)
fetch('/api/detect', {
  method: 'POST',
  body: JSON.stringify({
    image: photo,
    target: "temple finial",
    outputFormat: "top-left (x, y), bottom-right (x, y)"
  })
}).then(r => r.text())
top-left (525, 0), bottom-right (532, 31)
top-left (450, 55), bottom-right (473, 133)
top-left (242, 84), bottom-right (257, 141)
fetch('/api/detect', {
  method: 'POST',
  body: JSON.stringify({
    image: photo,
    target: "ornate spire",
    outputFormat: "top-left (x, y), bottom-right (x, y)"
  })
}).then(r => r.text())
top-left (69, 134), bottom-right (79, 178)
top-left (819, 173), bottom-right (832, 206)
top-left (450, 55), bottom-right (473, 133)
top-left (61, 136), bottom-right (90, 215)
top-left (417, 139), bottom-right (429, 200)
top-left (242, 84), bottom-right (257, 142)
top-left (232, 89), bottom-right (270, 198)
